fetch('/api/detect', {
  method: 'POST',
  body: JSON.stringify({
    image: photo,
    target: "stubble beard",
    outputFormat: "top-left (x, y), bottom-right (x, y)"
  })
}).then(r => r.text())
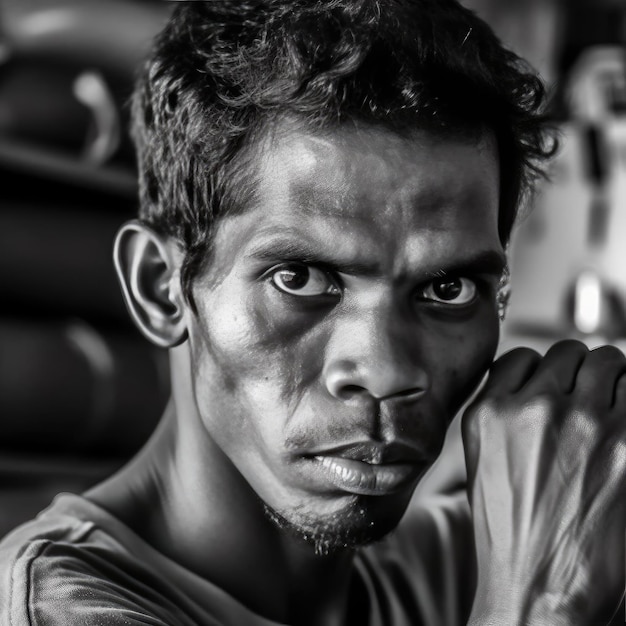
top-left (262, 497), bottom-right (399, 556)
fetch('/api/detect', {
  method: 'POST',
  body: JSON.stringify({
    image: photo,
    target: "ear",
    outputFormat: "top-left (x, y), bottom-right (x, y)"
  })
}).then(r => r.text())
top-left (113, 220), bottom-right (188, 348)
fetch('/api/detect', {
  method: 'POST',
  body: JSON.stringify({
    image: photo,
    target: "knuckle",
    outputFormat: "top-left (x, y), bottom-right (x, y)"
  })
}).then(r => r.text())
top-left (474, 389), bottom-right (558, 429)
top-left (546, 338), bottom-right (588, 357)
top-left (523, 392), bottom-right (558, 424)
top-left (527, 391), bottom-right (556, 411)
top-left (489, 347), bottom-right (540, 379)
top-left (463, 397), bottom-right (489, 424)
top-left (575, 346), bottom-right (626, 395)
top-left (463, 396), bottom-right (500, 432)
top-left (562, 408), bottom-right (602, 445)
top-left (588, 344), bottom-right (626, 365)
top-left (604, 433), bottom-right (626, 476)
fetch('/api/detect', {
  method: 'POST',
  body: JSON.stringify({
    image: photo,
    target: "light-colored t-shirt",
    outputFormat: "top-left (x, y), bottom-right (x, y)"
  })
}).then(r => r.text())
top-left (0, 491), bottom-right (474, 625)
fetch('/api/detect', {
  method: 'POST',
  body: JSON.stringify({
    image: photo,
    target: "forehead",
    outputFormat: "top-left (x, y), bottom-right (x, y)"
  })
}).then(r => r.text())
top-left (216, 121), bottom-right (502, 278)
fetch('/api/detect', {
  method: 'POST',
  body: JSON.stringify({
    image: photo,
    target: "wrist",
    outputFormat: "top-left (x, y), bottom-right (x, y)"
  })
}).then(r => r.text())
top-left (468, 589), bottom-right (584, 626)
top-left (468, 584), bottom-right (523, 626)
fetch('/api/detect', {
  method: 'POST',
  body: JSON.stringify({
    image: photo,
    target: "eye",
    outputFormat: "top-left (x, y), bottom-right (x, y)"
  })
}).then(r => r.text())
top-left (420, 276), bottom-right (477, 305)
top-left (270, 264), bottom-right (340, 297)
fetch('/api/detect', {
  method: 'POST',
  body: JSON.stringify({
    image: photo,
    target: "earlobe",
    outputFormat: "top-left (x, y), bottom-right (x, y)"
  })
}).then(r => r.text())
top-left (113, 220), bottom-right (188, 348)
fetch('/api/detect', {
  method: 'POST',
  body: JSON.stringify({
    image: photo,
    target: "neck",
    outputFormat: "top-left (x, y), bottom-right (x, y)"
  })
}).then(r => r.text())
top-left (87, 345), bottom-right (359, 626)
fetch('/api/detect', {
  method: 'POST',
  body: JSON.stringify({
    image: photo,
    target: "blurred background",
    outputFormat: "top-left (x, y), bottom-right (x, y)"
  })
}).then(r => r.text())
top-left (0, 0), bottom-right (172, 535)
top-left (0, 0), bottom-right (625, 545)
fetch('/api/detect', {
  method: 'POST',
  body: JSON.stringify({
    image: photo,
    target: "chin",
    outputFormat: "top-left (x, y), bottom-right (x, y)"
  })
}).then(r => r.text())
top-left (263, 494), bottom-right (409, 556)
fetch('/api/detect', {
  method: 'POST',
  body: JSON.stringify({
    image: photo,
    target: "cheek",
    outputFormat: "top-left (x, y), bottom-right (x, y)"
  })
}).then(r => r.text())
top-left (192, 291), bottom-right (328, 408)
top-left (428, 313), bottom-right (500, 413)
top-left (452, 336), bottom-right (496, 392)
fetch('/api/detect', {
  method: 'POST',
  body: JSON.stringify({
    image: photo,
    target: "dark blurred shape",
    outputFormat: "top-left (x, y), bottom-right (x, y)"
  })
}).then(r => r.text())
top-left (559, 0), bottom-right (626, 76)
top-left (0, 454), bottom-right (121, 538)
top-left (0, 319), bottom-right (169, 456)
top-left (1, 197), bottom-right (132, 322)
top-left (0, 60), bottom-right (93, 154)
top-left (0, 0), bottom-right (172, 173)
top-left (553, 0), bottom-right (626, 118)
top-left (0, 0), bottom-right (172, 536)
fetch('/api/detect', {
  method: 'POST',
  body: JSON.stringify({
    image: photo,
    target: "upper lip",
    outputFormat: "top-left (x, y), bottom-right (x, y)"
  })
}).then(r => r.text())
top-left (308, 441), bottom-right (426, 465)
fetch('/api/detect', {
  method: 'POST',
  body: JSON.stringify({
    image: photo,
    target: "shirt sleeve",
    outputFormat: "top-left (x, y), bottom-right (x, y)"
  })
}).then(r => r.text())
top-left (11, 540), bottom-right (191, 626)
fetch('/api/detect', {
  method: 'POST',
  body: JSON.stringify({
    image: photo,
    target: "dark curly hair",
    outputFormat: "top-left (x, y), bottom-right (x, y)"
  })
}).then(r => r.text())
top-left (131, 0), bottom-right (555, 306)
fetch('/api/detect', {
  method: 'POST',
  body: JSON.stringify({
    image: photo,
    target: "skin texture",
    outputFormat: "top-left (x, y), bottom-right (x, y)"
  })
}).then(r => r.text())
top-left (95, 122), bottom-right (505, 626)
top-left (464, 341), bottom-right (626, 625)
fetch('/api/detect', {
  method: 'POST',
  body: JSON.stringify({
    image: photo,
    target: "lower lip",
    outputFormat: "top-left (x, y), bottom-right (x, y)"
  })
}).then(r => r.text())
top-left (312, 456), bottom-right (424, 496)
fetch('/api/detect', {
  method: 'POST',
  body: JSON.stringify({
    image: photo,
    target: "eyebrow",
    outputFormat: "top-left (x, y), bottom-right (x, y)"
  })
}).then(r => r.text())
top-left (248, 237), bottom-right (507, 279)
top-left (428, 249), bottom-right (508, 279)
top-left (247, 238), bottom-right (381, 275)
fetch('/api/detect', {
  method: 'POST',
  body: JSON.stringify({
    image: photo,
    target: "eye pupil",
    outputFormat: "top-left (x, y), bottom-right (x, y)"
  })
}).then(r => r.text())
top-left (433, 278), bottom-right (462, 300)
top-left (280, 267), bottom-right (309, 290)
top-left (270, 264), bottom-right (340, 298)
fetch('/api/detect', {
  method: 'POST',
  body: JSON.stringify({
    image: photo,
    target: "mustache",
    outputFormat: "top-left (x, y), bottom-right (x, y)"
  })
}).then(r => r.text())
top-left (284, 397), bottom-right (449, 462)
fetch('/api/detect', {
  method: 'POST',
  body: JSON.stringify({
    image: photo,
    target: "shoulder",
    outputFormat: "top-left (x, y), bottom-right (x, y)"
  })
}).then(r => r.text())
top-left (0, 496), bottom-right (177, 626)
top-left (11, 540), bottom-right (174, 625)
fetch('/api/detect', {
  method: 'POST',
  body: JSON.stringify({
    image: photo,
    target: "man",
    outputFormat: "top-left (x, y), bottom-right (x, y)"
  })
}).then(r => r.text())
top-left (1, 1), bottom-right (624, 624)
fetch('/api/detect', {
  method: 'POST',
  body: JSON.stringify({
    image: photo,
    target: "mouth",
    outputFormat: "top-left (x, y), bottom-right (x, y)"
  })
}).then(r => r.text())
top-left (305, 442), bottom-right (430, 496)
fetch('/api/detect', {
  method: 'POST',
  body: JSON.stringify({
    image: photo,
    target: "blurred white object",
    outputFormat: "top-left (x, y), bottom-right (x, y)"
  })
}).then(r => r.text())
top-left (506, 46), bottom-right (626, 340)
top-left (72, 70), bottom-right (120, 165)
top-left (567, 46), bottom-right (626, 121)
top-left (573, 269), bottom-right (603, 334)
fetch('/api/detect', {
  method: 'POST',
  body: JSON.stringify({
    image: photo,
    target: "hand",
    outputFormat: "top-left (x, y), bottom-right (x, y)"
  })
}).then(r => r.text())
top-left (462, 340), bottom-right (626, 625)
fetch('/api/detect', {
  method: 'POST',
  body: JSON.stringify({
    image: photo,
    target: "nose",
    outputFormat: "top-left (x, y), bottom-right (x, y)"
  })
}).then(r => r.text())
top-left (323, 307), bottom-right (428, 401)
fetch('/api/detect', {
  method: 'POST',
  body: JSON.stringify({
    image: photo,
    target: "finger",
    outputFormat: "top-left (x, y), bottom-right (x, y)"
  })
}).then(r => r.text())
top-left (483, 347), bottom-right (541, 394)
top-left (613, 369), bottom-right (626, 411)
top-left (575, 345), bottom-right (626, 410)
top-left (524, 339), bottom-right (588, 394)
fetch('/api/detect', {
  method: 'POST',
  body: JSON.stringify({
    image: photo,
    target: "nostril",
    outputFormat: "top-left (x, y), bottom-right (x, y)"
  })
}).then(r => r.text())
top-left (336, 384), bottom-right (425, 402)
top-left (324, 359), bottom-right (428, 401)
top-left (338, 384), bottom-right (368, 400)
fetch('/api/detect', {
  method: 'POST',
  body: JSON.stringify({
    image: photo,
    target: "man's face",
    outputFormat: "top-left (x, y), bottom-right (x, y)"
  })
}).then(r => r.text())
top-left (187, 122), bottom-right (503, 552)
